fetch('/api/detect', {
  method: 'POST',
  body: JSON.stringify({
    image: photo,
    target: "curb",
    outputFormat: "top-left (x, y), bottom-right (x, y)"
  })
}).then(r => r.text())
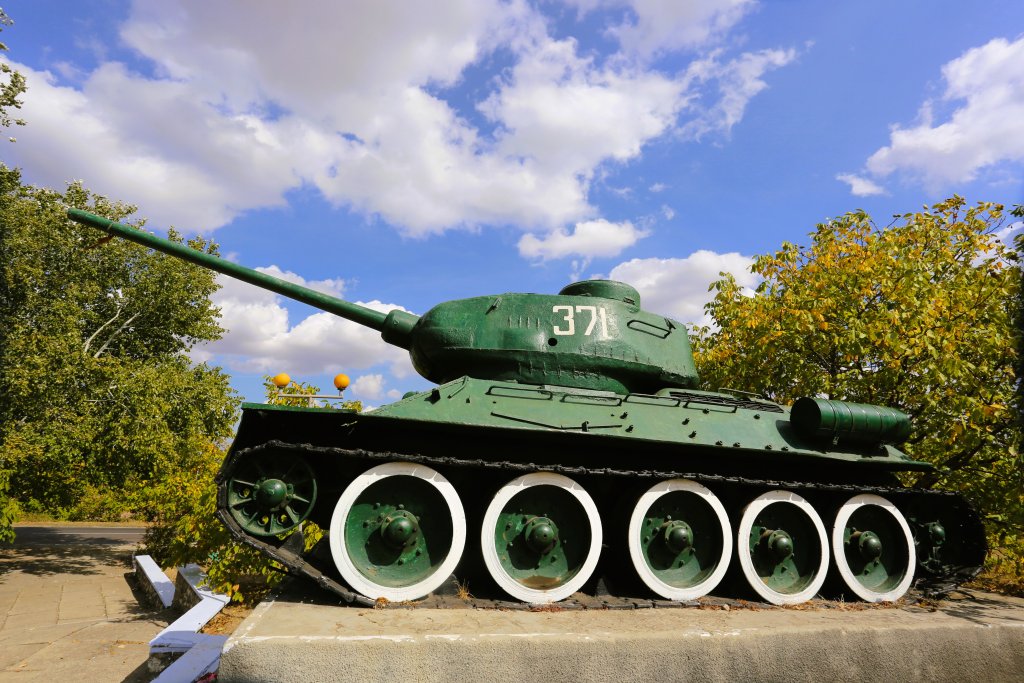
top-left (133, 556), bottom-right (229, 683)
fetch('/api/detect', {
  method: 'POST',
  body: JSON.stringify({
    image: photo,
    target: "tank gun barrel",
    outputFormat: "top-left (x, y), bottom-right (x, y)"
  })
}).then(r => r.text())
top-left (66, 209), bottom-right (419, 348)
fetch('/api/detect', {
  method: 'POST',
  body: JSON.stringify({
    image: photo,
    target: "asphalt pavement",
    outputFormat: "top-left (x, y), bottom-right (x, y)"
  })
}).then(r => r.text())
top-left (12, 525), bottom-right (148, 545)
top-left (0, 523), bottom-right (169, 682)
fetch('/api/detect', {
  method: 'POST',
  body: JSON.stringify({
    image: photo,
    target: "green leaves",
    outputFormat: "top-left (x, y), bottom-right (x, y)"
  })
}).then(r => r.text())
top-left (693, 197), bottom-right (1022, 586)
top-left (0, 167), bottom-right (238, 528)
top-left (0, 10), bottom-right (26, 134)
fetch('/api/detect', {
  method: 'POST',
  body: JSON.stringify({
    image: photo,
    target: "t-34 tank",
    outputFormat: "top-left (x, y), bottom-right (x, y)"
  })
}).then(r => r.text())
top-left (68, 209), bottom-right (986, 607)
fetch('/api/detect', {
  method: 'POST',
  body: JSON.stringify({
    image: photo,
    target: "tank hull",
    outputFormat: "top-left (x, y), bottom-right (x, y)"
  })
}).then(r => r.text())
top-left (217, 377), bottom-right (986, 606)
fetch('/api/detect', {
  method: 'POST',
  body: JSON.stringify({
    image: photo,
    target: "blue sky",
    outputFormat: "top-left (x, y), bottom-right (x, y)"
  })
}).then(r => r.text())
top-left (2, 0), bottom-right (1022, 406)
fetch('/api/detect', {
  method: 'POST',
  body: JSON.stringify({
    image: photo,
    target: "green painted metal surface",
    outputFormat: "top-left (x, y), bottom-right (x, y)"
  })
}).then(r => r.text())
top-left (491, 484), bottom-right (590, 589)
top-left (791, 397), bottom-right (912, 445)
top-left (747, 504), bottom-right (821, 595)
top-left (364, 378), bottom-right (932, 471)
top-left (225, 451), bottom-right (317, 537)
top-left (637, 491), bottom-right (723, 588)
top-left (342, 476), bottom-right (454, 587)
top-left (66, 209), bottom-right (924, 466)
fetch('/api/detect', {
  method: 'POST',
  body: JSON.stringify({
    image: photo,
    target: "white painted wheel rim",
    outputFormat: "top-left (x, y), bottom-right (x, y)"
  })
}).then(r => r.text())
top-left (329, 462), bottom-right (466, 602)
top-left (481, 472), bottom-right (602, 604)
top-left (737, 490), bottom-right (829, 605)
top-left (627, 479), bottom-right (732, 600)
top-left (832, 494), bottom-right (915, 602)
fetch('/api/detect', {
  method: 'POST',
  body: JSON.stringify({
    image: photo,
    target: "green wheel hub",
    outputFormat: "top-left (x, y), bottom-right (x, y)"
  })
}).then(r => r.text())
top-left (342, 477), bottom-right (454, 589)
top-left (492, 486), bottom-right (590, 590)
top-left (638, 492), bottom-right (724, 590)
top-left (841, 507), bottom-right (910, 594)
top-left (226, 452), bottom-right (317, 537)
top-left (382, 511), bottom-right (420, 548)
top-left (663, 521), bottom-right (693, 553)
top-left (254, 479), bottom-right (288, 509)
top-left (739, 492), bottom-right (830, 605)
top-left (523, 517), bottom-right (558, 553)
top-left (767, 530), bottom-right (794, 559)
top-left (857, 531), bottom-right (883, 559)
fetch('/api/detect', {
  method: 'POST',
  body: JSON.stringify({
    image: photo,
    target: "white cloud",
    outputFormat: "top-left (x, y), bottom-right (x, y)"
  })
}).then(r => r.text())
top-left (609, 250), bottom-right (756, 325)
top-left (350, 374), bottom-right (386, 401)
top-left (1, 60), bottom-right (300, 229)
top-left (864, 36), bottom-right (1024, 188)
top-left (836, 173), bottom-right (886, 197)
top-left (2, 0), bottom-right (792, 238)
top-left (995, 221), bottom-right (1023, 251)
top-left (518, 219), bottom-right (649, 260)
top-left (567, 0), bottom-right (757, 58)
top-left (481, 37), bottom-right (689, 177)
top-left (679, 48), bottom-right (798, 141)
top-left (347, 374), bottom-right (402, 401)
top-left (649, 182), bottom-right (668, 193)
top-left (196, 272), bottom-right (415, 378)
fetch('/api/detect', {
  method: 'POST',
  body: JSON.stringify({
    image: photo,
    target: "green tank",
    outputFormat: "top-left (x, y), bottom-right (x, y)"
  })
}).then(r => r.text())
top-left (68, 209), bottom-right (986, 607)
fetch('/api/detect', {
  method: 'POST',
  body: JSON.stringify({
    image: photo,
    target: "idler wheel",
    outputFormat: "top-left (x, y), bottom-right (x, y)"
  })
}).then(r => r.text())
top-left (831, 494), bottom-right (915, 602)
top-left (737, 490), bottom-right (829, 605)
top-left (627, 479), bottom-right (732, 600)
top-left (225, 452), bottom-right (317, 537)
top-left (329, 462), bottom-right (466, 602)
top-left (481, 472), bottom-right (602, 604)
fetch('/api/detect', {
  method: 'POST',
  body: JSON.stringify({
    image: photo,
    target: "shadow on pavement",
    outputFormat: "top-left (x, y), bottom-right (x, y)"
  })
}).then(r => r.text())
top-left (939, 589), bottom-right (1024, 625)
top-left (0, 541), bottom-right (140, 577)
top-left (120, 660), bottom-right (156, 683)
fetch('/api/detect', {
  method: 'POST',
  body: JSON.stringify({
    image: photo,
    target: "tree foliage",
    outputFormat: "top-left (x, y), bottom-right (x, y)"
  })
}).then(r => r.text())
top-left (142, 376), bottom-right (358, 602)
top-left (0, 166), bottom-right (238, 533)
top-left (692, 197), bottom-right (1022, 585)
top-left (263, 375), bottom-right (363, 412)
top-left (0, 9), bottom-right (27, 135)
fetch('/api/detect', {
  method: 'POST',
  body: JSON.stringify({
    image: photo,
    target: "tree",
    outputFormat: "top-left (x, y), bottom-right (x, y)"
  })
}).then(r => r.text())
top-left (0, 9), bottom-right (27, 136)
top-left (0, 10), bottom-right (27, 539)
top-left (0, 166), bottom-right (238, 529)
top-left (692, 197), bottom-right (1021, 582)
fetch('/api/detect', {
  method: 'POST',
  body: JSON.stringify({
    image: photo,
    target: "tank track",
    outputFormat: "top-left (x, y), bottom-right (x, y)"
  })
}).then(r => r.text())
top-left (216, 439), bottom-right (987, 610)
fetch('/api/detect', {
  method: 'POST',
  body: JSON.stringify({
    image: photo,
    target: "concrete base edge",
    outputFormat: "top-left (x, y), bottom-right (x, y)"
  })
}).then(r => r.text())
top-left (218, 592), bottom-right (1024, 683)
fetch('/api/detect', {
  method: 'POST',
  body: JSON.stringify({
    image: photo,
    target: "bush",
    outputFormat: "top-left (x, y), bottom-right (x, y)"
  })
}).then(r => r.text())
top-left (140, 375), bottom-right (351, 602)
top-left (136, 442), bottom-right (281, 602)
top-left (0, 469), bottom-right (15, 543)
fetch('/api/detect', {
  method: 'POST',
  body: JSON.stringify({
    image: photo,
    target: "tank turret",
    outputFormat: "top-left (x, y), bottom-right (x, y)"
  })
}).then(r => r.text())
top-left (67, 209), bottom-right (697, 394)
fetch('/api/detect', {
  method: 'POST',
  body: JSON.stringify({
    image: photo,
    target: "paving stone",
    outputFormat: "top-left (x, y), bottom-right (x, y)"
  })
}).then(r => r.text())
top-left (0, 532), bottom-right (168, 683)
top-left (0, 643), bottom-right (47, 670)
top-left (2, 609), bottom-right (61, 630)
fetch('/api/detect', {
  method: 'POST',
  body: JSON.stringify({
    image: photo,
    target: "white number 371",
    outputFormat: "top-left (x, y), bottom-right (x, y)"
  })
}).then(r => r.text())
top-left (552, 305), bottom-right (610, 337)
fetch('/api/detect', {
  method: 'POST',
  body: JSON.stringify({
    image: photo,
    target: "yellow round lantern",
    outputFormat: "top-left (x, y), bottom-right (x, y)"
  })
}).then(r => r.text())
top-left (271, 372), bottom-right (291, 388)
top-left (333, 373), bottom-right (351, 391)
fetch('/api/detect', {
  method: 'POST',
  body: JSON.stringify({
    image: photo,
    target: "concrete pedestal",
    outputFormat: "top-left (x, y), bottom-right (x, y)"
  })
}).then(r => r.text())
top-left (218, 591), bottom-right (1024, 683)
